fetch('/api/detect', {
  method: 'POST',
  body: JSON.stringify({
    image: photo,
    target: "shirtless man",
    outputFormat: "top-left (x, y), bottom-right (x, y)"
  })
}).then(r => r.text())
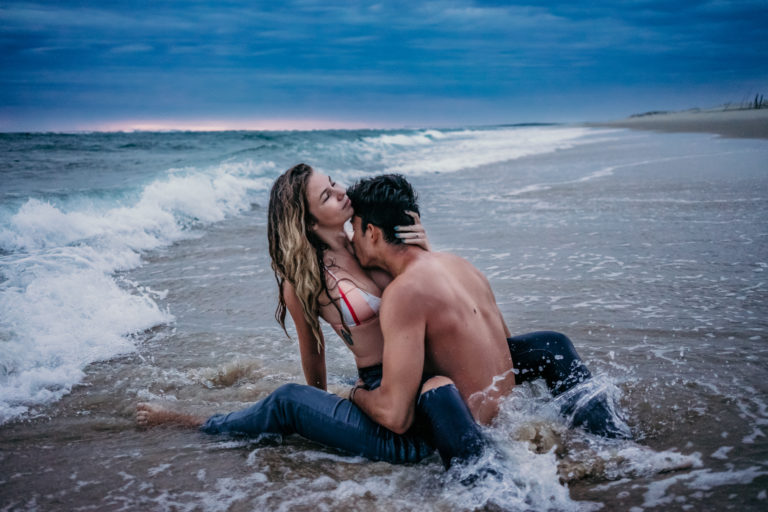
top-left (346, 175), bottom-right (629, 464)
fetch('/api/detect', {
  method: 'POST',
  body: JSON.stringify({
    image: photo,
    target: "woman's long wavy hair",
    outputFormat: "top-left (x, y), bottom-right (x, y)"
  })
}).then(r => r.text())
top-left (267, 163), bottom-right (342, 352)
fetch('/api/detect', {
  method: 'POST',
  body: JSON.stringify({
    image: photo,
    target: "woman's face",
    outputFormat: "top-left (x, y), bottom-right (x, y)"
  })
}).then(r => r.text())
top-left (305, 170), bottom-right (353, 228)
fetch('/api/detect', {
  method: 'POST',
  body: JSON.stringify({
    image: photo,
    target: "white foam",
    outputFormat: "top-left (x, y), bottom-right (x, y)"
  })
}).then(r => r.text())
top-left (598, 445), bottom-right (702, 481)
top-left (0, 160), bottom-right (273, 424)
top-left (487, 163), bottom-right (617, 201)
top-left (0, 266), bottom-right (171, 423)
top-left (242, 446), bottom-right (589, 512)
top-left (711, 446), bottom-right (733, 460)
top-left (502, 183), bottom-right (552, 197)
top-left (147, 463), bottom-right (172, 477)
top-left (577, 166), bottom-right (615, 182)
top-left (352, 126), bottom-right (605, 176)
top-left (742, 427), bottom-right (765, 444)
top-left (291, 450), bottom-right (367, 464)
top-left (439, 445), bottom-right (593, 512)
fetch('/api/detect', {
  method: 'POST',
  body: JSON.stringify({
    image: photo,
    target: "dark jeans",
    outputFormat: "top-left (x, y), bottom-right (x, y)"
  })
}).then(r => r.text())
top-left (507, 331), bottom-right (592, 394)
top-left (508, 331), bottom-right (631, 438)
top-left (200, 362), bottom-right (482, 465)
top-left (200, 331), bottom-right (623, 466)
top-left (357, 364), bottom-right (486, 468)
top-left (200, 381), bottom-right (435, 464)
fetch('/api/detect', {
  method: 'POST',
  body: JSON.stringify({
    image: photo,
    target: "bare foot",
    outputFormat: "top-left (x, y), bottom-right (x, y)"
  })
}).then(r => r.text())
top-left (136, 402), bottom-right (206, 429)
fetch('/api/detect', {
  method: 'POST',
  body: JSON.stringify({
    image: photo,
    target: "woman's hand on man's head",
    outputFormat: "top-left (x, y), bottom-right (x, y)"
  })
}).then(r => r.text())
top-left (395, 211), bottom-right (431, 251)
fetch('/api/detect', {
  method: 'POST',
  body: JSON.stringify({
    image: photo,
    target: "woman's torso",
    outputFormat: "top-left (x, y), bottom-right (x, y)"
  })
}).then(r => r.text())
top-left (318, 248), bottom-right (388, 368)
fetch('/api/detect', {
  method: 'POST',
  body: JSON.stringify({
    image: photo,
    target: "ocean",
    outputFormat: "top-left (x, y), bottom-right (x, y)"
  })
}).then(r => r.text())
top-left (1, 125), bottom-right (766, 510)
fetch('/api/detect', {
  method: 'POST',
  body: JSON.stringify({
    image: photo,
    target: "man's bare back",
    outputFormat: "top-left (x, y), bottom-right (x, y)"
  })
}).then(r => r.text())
top-left (382, 251), bottom-right (515, 424)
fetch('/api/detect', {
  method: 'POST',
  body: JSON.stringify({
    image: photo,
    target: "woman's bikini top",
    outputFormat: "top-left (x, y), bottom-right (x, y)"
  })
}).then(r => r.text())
top-left (325, 268), bottom-right (381, 328)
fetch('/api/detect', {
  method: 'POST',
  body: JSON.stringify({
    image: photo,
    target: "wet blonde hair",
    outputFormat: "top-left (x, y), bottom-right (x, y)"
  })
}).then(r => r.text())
top-left (267, 163), bottom-right (344, 351)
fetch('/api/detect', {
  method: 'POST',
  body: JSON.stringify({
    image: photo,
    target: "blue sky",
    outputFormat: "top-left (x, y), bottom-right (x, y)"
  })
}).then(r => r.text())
top-left (1, 0), bottom-right (766, 131)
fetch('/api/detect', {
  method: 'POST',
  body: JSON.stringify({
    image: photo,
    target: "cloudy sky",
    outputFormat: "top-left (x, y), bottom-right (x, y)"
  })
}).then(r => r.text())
top-left (1, 0), bottom-right (766, 131)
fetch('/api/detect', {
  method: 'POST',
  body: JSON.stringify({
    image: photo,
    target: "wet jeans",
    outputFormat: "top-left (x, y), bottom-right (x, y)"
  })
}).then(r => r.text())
top-left (507, 331), bottom-right (592, 394)
top-left (199, 363), bottom-right (480, 465)
top-left (201, 381), bottom-right (435, 463)
top-left (508, 331), bottom-right (630, 438)
top-left (199, 331), bottom-right (623, 466)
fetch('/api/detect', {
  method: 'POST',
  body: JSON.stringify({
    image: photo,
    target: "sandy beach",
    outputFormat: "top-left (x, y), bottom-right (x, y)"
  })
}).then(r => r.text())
top-left (589, 108), bottom-right (768, 140)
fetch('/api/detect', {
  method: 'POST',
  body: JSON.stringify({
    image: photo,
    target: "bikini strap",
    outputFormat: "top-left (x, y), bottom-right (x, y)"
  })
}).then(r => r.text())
top-left (324, 267), bottom-right (360, 330)
top-left (325, 267), bottom-right (339, 283)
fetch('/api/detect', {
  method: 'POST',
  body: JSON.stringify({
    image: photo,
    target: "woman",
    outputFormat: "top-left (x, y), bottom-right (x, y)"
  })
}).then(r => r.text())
top-left (268, 163), bottom-right (427, 389)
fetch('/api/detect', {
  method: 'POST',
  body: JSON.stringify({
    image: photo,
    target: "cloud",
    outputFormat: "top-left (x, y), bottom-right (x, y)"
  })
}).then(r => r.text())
top-left (1, 0), bottom-right (766, 130)
top-left (110, 43), bottom-right (153, 54)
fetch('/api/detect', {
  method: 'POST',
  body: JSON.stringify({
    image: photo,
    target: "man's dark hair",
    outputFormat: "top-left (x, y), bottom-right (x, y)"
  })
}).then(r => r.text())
top-left (346, 174), bottom-right (420, 245)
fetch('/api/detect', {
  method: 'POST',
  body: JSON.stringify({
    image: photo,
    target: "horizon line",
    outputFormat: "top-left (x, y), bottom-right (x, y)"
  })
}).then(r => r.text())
top-left (0, 117), bottom-right (562, 134)
top-left (0, 117), bottom-right (405, 134)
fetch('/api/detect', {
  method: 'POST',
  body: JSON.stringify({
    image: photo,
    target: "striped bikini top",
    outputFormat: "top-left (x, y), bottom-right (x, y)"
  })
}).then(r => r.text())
top-left (326, 269), bottom-right (382, 327)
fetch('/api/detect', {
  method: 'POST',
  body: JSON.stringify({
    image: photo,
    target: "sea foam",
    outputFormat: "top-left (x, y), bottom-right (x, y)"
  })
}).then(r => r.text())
top-left (353, 126), bottom-right (604, 176)
top-left (0, 161), bottom-right (272, 424)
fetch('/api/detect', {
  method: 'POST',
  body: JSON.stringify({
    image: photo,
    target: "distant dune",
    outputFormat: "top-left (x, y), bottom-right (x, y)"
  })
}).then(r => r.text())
top-left (588, 108), bottom-right (768, 140)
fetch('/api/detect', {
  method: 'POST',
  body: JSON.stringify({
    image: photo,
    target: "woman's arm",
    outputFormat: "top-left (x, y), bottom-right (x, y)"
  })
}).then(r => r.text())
top-left (283, 281), bottom-right (327, 390)
top-left (395, 211), bottom-right (431, 251)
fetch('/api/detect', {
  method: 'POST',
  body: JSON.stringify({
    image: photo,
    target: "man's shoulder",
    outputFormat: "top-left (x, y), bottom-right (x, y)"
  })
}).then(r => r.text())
top-left (430, 251), bottom-right (483, 278)
top-left (418, 252), bottom-right (491, 295)
top-left (383, 270), bottom-right (424, 298)
top-left (425, 250), bottom-right (472, 265)
top-left (381, 258), bottom-right (436, 301)
top-left (380, 273), bottom-right (429, 323)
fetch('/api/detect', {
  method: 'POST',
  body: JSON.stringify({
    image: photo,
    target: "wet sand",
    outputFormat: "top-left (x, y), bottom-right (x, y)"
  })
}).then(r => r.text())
top-left (588, 108), bottom-right (768, 140)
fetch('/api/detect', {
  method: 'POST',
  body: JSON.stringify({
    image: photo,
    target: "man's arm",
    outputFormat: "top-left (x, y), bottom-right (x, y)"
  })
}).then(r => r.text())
top-left (352, 282), bottom-right (426, 434)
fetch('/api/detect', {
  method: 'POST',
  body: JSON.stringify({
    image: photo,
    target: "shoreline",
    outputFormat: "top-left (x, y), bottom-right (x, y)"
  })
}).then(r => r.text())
top-left (586, 108), bottom-right (768, 140)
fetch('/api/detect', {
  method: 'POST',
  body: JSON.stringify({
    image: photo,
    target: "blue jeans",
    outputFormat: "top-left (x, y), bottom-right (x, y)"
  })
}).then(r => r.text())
top-left (200, 331), bottom-right (622, 466)
top-left (200, 363), bottom-right (481, 465)
top-left (507, 331), bottom-right (630, 438)
top-left (506, 331), bottom-right (592, 394)
top-left (201, 382), bottom-right (435, 463)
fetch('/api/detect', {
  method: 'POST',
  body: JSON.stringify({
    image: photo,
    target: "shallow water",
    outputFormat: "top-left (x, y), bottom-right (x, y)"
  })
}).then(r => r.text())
top-left (1, 127), bottom-right (767, 510)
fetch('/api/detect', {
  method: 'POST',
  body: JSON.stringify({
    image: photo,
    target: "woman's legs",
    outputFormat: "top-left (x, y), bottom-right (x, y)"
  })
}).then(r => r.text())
top-left (200, 383), bottom-right (434, 464)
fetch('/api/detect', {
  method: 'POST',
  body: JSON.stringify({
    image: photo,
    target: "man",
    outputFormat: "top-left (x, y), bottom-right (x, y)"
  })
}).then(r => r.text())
top-left (346, 175), bottom-right (629, 466)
